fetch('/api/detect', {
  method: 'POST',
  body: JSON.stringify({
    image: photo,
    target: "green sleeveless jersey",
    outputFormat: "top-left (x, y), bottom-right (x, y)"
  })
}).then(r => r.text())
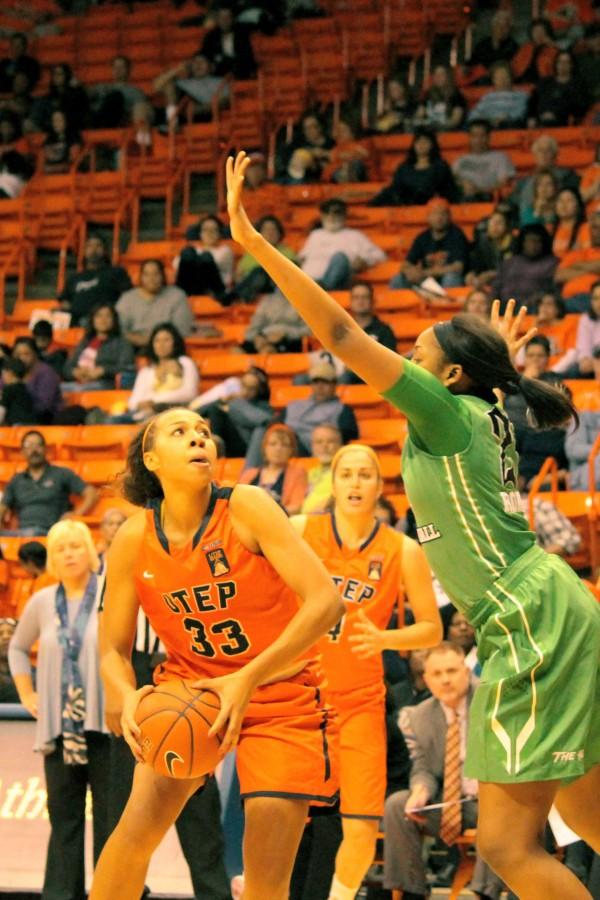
top-left (384, 361), bottom-right (535, 608)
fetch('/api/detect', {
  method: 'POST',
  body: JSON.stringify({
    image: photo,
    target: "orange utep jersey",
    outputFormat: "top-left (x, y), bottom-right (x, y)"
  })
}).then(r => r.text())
top-left (302, 514), bottom-right (404, 693)
top-left (133, 485), bottom-right (308, 682)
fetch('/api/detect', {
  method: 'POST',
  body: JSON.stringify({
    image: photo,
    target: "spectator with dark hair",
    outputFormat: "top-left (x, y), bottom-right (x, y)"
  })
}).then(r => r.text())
top-left (443, 606), bottom-right (478, 672)
top-left (285, 113), bottom-right (334, 176)
top-left (322, 118), bottom-right (370, 184)
top-left (515, 291), bottom-right (576, 372)
top-left (374, 495), bottom-right (400, 529)
top-left (174, 214), bottom-right (234, 299)
top-left (0, 32), bottom-right (40, 93)
top-left (301, 423), bottom-right (342, 514)
top-left (528, 50), bottom-right (590, 127)
top-left (2, 71), bottom-right (35, 129)
top-left (0, 357), bottom-right (35, 425)
top-left (199, 366), bottom-right (273, 457)
top-left (0, 149), bottom-right (32, 198)
top-left (240, 423), bottom-right (308, 515)
top-left (200, 5), bottom-right (256, 79)
top-left (42, 109), bottom-right (82, 174)
top-left (452, 119), bottom-right (515, 200)
top-left (0, 431), bottom-right (97, 536)
top-left (242, 289), bottom-right (310, 354)
top-left (154, 53), bottom-right (229, 125)
top-left (391, 198), bottom-right (470, 289)
top-left (374, 76), bottom-right (417, 133)
top-left (555, 210), bottom-right (600, 307)
top-left (114, 323), bottom-right (199, 423)
top-left (466, 208), bottom-right (515, 289)
top-left (30, 321), bottom-right (67, 376)
top-left (116, 259), bottom-right (194, 348)
top-left (59, 234), bottom-right (132, 327)
top-left (511, 18), bottom-right (558, 83)
top-left (370, 128), bottom-right (457, 207)
top-left (227, 215), bottom-right (297, 303)
top-left (510, 134), bottom-right (580, 220)
top-left (340, 282), bottom-right (396, 383)
top-left (18, 540), bottom-right (48, 579)
top-left (414, 65), bottom-right (467, 132)
top-left (467, 62), bottom-right (528, 129)
top-left (520, 170), bottom-right (559, 228)
top-left (572, 280), bottom-right (600, 376)
top-left (91, 55), bottom-right (147, 128)
top-left (552, 188), bottom-right (585, 257)
top-left (11, 337), bottom-right (62, 424)
top-left (32, 63), bottom-right (89, 133)
top-left (62, 304), bottom-right (135, 391)
top-left (470, 9), bottom-right (519, 69)
top-left (299, 198), bottom-right (386, 290)
top-left (277, 147), bottom-right (320, 186)
top-left (491, 224), bottom-right (558, 309)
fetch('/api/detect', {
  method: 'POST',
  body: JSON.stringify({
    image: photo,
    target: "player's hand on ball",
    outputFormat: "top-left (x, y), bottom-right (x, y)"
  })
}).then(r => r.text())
top-left (348, 610), bottom-right (385, 659)
top-left (192, 670), bottom-right (255, 758)
top-left (226, 151), bottom-right (257, 246)
top-left (121, 685), bottom-right (154, 762)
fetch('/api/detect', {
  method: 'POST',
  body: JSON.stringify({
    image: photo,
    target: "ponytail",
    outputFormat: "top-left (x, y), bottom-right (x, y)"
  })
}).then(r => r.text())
top-left (433, 315), bottom-right (577, 430)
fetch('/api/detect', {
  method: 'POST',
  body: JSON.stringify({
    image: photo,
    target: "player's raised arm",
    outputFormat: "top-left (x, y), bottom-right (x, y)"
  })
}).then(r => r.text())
top-left (226, 152), bottom-right (404, 393)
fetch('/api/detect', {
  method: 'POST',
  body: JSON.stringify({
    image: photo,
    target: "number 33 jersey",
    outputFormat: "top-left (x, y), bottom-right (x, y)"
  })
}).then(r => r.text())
top-left (133, 485), bottom-right (310, 681)
top-left (302, 513), bottom-right (405, 693)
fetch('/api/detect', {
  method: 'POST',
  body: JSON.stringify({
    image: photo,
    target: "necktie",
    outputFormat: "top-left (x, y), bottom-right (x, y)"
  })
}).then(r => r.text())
top-left (440, 709), bottom-right (462, 845)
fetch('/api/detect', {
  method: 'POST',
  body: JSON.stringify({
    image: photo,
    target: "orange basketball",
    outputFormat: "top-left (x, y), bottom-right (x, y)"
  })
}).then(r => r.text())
top-left (135, 680), bottom-right (222, 779)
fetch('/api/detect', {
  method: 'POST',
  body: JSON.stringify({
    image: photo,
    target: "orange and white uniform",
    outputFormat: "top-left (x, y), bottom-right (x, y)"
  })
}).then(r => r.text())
top-left (302, 513), bottom-right (404, 819)
top-left (133, 484), bottom-right (338, 804)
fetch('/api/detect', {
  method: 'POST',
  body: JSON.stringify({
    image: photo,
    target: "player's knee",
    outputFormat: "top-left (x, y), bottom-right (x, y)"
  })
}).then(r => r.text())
top-left (477, 828), bottom-right (530, 874)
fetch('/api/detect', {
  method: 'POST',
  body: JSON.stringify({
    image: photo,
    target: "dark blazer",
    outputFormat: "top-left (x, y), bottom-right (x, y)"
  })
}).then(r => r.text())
top-left (200, 26), bottom-right (256, 79)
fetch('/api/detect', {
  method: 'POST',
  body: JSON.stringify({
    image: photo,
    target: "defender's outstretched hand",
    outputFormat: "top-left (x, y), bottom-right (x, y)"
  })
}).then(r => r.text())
top-left (226, 151), bottom-right (257, 246)
top-left (490, 298), bottom-right (537, 361)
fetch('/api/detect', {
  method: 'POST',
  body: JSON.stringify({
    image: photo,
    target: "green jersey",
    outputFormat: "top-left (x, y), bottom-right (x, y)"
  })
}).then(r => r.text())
top-left (384, 360), bottom-right (535, 608)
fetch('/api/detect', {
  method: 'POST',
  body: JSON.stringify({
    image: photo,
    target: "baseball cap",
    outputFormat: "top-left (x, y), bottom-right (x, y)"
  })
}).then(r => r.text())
top-left (309, 361), bottom-right (337, 382)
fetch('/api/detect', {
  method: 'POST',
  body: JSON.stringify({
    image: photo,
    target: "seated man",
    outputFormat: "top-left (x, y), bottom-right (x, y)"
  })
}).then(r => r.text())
top-left (340, 282), bottom-right (396, 384)
top-left (301, 423), bottom-right (342, 514)
top-left (467, 62), bottom-right (528, 129)
top-left (59, 233), bottom-right (132, 327)
top-left (383, 642), bottom-right (503, 900)
top-left (452, 119), bottom-right (515, 200)
top-left (299, 198), bottom-right (386, 291)
top-left (0, 431), bottom-right (97, 536)
top-left (153, 53), bottom-right (229, 124)
top-left (391, 199), bottom-right (470, 290)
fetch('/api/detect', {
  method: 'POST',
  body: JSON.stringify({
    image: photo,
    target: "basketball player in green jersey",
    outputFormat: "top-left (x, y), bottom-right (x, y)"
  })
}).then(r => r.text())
top-left (225, 152), bottom-right (600, 900)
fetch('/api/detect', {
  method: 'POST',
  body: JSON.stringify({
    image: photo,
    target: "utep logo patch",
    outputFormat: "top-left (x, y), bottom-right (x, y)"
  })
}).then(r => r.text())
top-left (367, 557), bottom-right (383, 581)
top-left (204, 546), bottom-right (231, 577)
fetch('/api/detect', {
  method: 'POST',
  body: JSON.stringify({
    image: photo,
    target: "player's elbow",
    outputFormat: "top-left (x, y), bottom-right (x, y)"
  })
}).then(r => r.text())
top-left (424, 618), bottom-right (444, 647)
top-left (321, 588), bottom-right (345, 630)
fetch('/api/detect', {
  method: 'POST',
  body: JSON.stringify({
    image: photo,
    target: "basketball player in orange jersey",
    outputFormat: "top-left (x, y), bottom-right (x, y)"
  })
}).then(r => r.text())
top-left (90, 407), bottom-right (344, 900)
top-left (291, 444), bottom-right (442, 900)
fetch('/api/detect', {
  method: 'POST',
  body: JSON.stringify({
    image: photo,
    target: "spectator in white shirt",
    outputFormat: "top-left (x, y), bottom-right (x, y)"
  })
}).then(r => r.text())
top-left (299, 198), bottom-right (386, 290)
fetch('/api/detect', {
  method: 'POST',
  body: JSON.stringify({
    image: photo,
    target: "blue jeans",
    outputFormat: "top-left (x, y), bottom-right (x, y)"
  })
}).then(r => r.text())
top-left (316, 252), bottom-right (352, 291)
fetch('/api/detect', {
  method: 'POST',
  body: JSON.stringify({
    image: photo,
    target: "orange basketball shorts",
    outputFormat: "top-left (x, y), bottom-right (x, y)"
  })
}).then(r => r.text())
top-left (236, 662), bottom-right (339, 805)
top-left (328, 681), bottom-right (386, 819)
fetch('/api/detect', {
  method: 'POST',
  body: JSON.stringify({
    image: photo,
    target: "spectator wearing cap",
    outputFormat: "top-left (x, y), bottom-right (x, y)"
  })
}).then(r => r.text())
top-left (509, 134), bottom-right (580, 221)
top-left (0, 358), bottom-right (36, 425)
top-left (0, 33), bottom-right (40, 93)
top-left (452, 119), bottom-right (515, 201)
top-left (31, 321), bottom-right (67, 376)
top-left (59, 234), bottom-right (132, 328)
top-left (241, 289), bottom-right (311, 354)
top-left (12, 337), bottom-right (62, 424)
top-left (0, 430), bottom-right (98, 537)
top-left (288, 361), bottom-right (358, 453)
top-left (491, 224), bottom-right (558, 310)
top-left (200, 6), bottom-right (256, 80)
top-left (299, 199), bottom-right (386, 291)
top-left (391, 198), bottom-right (470, 289)
top-left (369, 128), bottom-right (457, 207)
top-left (240, 424), bottom-right (308, 516)
top-left (340, 282), bottom-right (397, 384)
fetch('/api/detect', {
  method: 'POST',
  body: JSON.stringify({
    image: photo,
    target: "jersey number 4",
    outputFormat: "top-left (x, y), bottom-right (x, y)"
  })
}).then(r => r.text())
top-left (327, 613), bottom-right (346, 643)
top-left (183, 617), bottom-right (250, 658)
top-left (487, 407), bottom-right (517, 489)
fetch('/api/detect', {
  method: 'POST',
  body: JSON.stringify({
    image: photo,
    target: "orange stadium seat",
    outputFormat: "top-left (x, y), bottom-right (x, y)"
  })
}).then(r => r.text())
top-left (216, 458), bottom-right (246, 484)
top-left (61, 425), bottom-right (138, 460)
top-left (64, 390), bottom-right (131, 412)
top-left (358, 418), bottom-right (408, 450)
top-left (78, 459), bottom-right (125, 489)
top-left (340, 385), bottom-right (391, 419)
top-left (0, 462), bottom-right (19, 488)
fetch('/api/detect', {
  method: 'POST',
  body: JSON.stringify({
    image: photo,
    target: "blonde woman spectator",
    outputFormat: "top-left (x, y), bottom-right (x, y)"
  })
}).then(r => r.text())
top-left (8, 521), bottom-right (109, 900)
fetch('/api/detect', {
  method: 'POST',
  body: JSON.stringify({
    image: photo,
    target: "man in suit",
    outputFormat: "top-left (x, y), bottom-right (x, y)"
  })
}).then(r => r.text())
top-left (383, 642), bottom-right (503, 900)
top-left (200, 5), bottom-right (256, 80)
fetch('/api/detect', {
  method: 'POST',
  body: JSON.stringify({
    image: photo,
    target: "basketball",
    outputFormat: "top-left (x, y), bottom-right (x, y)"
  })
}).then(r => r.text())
top-left (135, 680), bottom-right (222, 779)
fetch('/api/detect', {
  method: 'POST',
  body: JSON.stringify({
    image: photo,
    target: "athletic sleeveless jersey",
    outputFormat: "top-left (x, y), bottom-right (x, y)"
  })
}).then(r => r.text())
top-left (384, 362), bottom-right (535, 611)
top-left (133, 484), bottom-right (309, 681)
top-left (302, 513), bottom-right (404, 693)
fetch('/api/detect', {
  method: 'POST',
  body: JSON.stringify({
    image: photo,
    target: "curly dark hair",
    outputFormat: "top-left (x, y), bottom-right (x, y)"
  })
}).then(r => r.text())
top-left (121, 419), bottom-right (164, 506)
top-left (146, 322), bottom-right (186, 363)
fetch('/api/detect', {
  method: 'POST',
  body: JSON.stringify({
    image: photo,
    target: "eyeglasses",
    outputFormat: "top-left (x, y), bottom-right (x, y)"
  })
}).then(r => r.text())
top-left (311, 378), bottom-right (334, 384)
